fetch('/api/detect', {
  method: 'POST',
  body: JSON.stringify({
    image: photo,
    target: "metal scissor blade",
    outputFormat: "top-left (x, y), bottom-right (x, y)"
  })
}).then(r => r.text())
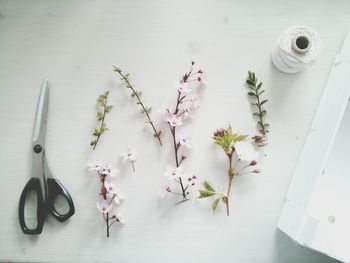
top-left (32, 79), bottom-right (49, 146)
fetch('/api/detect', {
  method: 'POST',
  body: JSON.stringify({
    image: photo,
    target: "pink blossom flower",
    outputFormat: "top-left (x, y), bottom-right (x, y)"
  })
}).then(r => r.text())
top-left (165, 113), bottom-right (183, 127)
top-left (99, 163), bottom-right (118, 177)
top-left (176, 81), bottom-right (192, 93)
top-left (96, 200), bottom-right (113, 214)
top-left (178, 134), bottom-right (193, 149)
top-left (252, 134), bottom-right (268, 147)
top-left (163, 166), bottom-right (184, 180)
top-left (87, 160), bottom-right (102, 171)
top-left (104, 181), bottom-right (126, 204)
top-left (190, 96), bottom-right (200, 110)
top-left (182, 106), bottom-right (194, 119)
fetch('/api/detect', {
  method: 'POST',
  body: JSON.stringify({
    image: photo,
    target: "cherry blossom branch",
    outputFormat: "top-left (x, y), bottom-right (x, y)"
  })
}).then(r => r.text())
top-left (113, 66), bottom-right (163, 146)
top-left (88, 161), bottom-right (126, 237)
top-left (161, 61), bottom-right (204, 204)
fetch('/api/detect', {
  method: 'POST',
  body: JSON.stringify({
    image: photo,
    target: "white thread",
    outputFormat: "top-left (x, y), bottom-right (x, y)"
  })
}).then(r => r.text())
top-left (272, 25), bottom-right (322, 73)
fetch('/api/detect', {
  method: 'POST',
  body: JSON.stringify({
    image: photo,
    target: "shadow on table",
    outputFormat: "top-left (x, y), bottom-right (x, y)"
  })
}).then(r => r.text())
top-left (274, 230), bottom-right (341, 263)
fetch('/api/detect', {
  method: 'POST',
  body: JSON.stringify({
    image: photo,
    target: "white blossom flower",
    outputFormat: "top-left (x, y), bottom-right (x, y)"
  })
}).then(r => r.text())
top-left (160, 184), bottom-right (172, 198)
top-left (113, 212), bottom-right (127, 224)
top-left (197, 73), bottom-right (207, 87)
top-left (165, 113), bottom-right (183, 127)
top-left (178, 134), bottom-right (193, 149)
top-left (163, 165), bottom-right (184, 180)
top-left (87, 160), bottom-right (102, 171)
top-left (121, 149), bottom-right (137, 163)
top-left (99, 163), bottom-right (119, 177)
top-left (176, 81), bottom-right (192, 93)
top-left (105, 181), bottom-right (126, 204)
top-left (234, 141), bottom-right (259, 162)
top-left (96, 200), bottom-right (113, 214)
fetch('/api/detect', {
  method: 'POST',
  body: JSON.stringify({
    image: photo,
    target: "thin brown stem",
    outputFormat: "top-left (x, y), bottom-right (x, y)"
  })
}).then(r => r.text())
top-left (105, 212), bottom-right (110, 238)
top-left (169, 124), bottom-right (186, 199)
top-left (113, 66), bottom-right (163, 146)
top-left (226, 153), bottom-right (234, 216)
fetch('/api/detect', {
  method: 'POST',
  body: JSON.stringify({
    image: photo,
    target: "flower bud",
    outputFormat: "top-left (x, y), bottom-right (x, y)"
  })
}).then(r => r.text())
top-left (250, 160), bottom-right (257, 166)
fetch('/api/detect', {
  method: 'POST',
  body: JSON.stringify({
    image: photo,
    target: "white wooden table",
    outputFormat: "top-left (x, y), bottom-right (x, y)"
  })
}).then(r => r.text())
top-left (0, 0), bottom-right (349, 262)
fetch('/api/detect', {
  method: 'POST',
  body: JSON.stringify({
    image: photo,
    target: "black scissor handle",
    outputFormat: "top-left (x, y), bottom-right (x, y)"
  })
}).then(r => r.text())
top-left (19, 177), bottom-right (46, 234)
top-left (46, 178), bottom-right (75, 222)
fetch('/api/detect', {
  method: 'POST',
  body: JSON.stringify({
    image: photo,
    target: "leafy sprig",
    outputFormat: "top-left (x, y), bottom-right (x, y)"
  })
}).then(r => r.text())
top-left (113, 66), bottom-right (163, 146)
top-left (198, 181), bottom-right (228, 211)
top-left (246, 71), bottom-right (269, 136)
top-left (213, 126), bottom-right (248, 155)
top-left (90, 91), bottom-right (113, 150)
top-left (199, 126), bottom-right (258, 216)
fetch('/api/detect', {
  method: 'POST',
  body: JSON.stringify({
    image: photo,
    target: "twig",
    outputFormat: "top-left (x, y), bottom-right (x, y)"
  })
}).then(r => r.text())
top-left (113, 66), bottom-right (163, 146)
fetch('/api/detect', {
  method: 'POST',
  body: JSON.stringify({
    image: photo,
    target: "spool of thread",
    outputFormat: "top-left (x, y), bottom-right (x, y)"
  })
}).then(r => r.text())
top-left (272, 25), bottom-right (322, 73)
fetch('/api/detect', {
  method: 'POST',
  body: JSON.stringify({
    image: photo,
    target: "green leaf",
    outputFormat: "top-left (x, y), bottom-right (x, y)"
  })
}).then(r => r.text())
top-left (234, 134), bottom-right (248, 142)
top-left (93, 129), bottom-right (100, 136)
top-left (90, 140), bottom-right (96, 146)
top-left (104, 91), bottom-right (109, 97)
top-left (261, 110), bottom-right (267, 116)
top-left (212, 199), bottom-right (220, 211)
top-left (258, 90), bottom-right (265, 96)
top-left (203, 181), bottom-right (215, 192)
top-left (253, 112), bottom-right (260, 117)
top-left (222, 196), bottom-right (228, 204)
top-left (246, 79), bottom-right (255, 86)
top-left (198, 190), bottom-right (216, 198)
top-left (260, 99), bottom-right (268, 105)
top-left (248, 92), bottom-right (256, 97)
top-left (113, 66), bottom-right (121, 73)
top-left (257, 82), bottom-right (262, 90)
top-left (153, 130), bottom-right (161, 137)
top-left (97, 98), bottom-right (105, 106)
top-left (97, 112), bottom-right (103, 119)
top-left (105, 105), bottom-right (113, 113)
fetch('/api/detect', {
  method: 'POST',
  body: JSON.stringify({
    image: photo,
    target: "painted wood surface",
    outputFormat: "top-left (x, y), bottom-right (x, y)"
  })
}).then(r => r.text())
top-left (0, 0), bottom-right (349, 262)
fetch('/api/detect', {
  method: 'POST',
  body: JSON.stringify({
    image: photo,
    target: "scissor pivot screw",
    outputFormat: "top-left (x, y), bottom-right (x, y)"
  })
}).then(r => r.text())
top-left (34, 144), bottom-right (42, 153)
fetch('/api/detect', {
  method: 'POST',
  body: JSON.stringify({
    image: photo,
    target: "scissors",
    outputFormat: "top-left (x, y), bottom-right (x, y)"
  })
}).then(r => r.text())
top-left (19, 79), bottom-right (75, 234)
